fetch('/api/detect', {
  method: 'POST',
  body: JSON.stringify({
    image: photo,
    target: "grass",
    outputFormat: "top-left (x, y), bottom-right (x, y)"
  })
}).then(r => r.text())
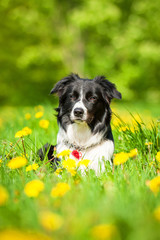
top-left (0, 103), bottom-right (160, 240)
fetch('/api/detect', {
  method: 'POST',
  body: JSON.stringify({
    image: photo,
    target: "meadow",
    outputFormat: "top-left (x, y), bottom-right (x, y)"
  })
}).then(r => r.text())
top-left (0, 103), bottom-right (160, 240)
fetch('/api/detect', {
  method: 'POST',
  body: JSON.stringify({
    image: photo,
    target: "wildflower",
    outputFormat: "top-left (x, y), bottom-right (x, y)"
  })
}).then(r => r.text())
top-left (91, 224), bottom-right (118, 240)
top-left (78, 159), bottom-right (90, 167)
top-left (145, 142), bottom-right (153, 146)
top-left (35, 111), bottom-right (43, 119)
top-left (67, 168), bottom-right (77, 176)
top-left (39, 211), bottom-right (63, 231)
top-left (128, 148), bottom-right (138, 158)
top-left (26, 163), bottom-right (39, 172)
top-left (55, 168), bottom-right (63, 175)
top-left (0, 159), bottom-right (2, 166)
top-left (154, 206), bottom-right (160, 221)
top-left (51, 182), bottom-right (70, 197)
top-left (0, 229), bottom-right (51, 240)
top-left (57, 149), bottom-right (71, 158)
top-left (7, 156), bottom-right (27, 169)
top-left (156, 152), bottom-right (160, 162)
top-left (119, 126), bottom-right (129, 132)
top-left (35, 105), bottom-right (44, 112)
top-left (71, 150), bottom-right (82, 159)
top-left (24, 179), bottom-right (44, 197)
top-left (39, 119), bottom-right (49, 129)
top-left (0, 185), bottom-right (9, 206)
top-left (25, 113), bottom-right (31, 120)
top-left (148, 176), bottom-right (160, 195)
top-left (113, 152), bottom-right (129, 165)
top-left (15, 127), bottom-right (32, 138)
top-left (62, 158), bottom-right (76, 169)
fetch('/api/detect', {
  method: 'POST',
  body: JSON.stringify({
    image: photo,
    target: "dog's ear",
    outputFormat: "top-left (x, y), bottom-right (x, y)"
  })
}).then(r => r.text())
top-left (50, 73), bottom-right (80, 96)
top-left (94, 76), bottom-right (122, 103)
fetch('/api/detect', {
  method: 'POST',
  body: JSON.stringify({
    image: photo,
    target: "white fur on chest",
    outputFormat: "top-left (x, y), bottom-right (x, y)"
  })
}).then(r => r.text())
top-left (56, 123), bottom-right (114, 174)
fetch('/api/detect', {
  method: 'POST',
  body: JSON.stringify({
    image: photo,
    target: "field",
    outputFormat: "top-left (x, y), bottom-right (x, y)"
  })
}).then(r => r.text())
top-left (0, 103), bottom-right (160, 240)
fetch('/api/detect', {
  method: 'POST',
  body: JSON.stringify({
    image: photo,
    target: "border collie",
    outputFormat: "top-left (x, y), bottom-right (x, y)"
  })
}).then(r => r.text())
top-left (44, 73), bottom-right (122, 174)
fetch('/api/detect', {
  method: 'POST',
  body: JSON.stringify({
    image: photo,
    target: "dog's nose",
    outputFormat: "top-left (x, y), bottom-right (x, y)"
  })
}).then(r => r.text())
top-left (74, 108), bottom-right (84, 117)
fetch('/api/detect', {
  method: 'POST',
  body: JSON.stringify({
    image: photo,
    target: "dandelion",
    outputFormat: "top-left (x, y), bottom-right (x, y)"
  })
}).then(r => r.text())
top-left (128, 148), bottom-right (138, 158)
top-left (15, 127), bottom-right (32, 138)
top-left (119, 126), bottom-right (129, 132)
top-left (35, 105), bottom-right (44, 112)
top-left (78, 159), bottom-right (90, 167)
top-left (0, 185), bottom-right (9, 206)
top-left (25, 113), bottom-right (31, 120)
top-left (24, 179), bottom-right (44, 197)
top-left (57, 149), bottom-right (71, 158)
top-left (62, 158), bottom-right (76, 169)
top-left (148, 176), bottom-right (160, 195)
top-left (91, 224), bottom-right (118, 240)
top-left (0, 229), bottom-right (51, 240)
top-left (51, 182), bottom-right (70, 197)
top-left (67, 168), bottom-right (77, 176)
top-left (35, 111), bottom-right (43, 119)
top-left (113, 152), bottom-right (129, 165)
top-left (39, 211), bottom-right (63, 231)
top-left (7, 156), bottom-right (27, 169)
top-left (145, 142), bottom-right (153, 146)
top-left (0, 159), bottom-right (2, 166)
top-left (26, 163), bottom-right (39, 172)
top-left (55, 168), bottom-right (63, 175)
top-left (156, 152), bottom-right (160, 162)
top-left (153, 206), bottom-right (160, 221)
top-left (39, 120), bottom-right (49, 129)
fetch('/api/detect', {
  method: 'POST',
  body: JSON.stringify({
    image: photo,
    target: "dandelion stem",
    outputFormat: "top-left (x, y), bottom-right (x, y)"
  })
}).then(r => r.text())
top-left (21, 138), bottom-right (26, 157)
top-left (6, 138), bottom-right (22, 158)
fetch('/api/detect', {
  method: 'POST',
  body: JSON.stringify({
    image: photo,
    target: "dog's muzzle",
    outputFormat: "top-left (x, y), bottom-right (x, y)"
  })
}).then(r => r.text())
top-left (74, 108), bottom-right (84, 118)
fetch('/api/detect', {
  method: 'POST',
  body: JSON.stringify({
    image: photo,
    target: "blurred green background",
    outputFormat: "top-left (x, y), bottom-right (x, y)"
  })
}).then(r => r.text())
top-left (0, 0), bottom-right (160, 106)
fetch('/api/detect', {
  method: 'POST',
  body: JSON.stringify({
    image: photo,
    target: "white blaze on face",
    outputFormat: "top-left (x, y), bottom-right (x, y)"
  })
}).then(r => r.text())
top-left (70, 88), bottom-right (88, 121)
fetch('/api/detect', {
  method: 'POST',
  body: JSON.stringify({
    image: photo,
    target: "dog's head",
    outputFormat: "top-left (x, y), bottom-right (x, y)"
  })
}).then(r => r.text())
top-left (50, 73), bottom-right (121, 130)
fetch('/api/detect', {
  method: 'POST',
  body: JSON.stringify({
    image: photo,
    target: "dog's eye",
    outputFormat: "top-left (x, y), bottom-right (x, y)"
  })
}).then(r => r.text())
top-left (88, 96), bottom-right (97, 102)
top-left (70, 94), bottom-right (77, 101)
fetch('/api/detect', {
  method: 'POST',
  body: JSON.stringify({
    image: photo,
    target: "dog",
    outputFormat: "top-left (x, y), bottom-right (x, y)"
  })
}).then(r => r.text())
top-left (39, 73), bottom-right (121, 174)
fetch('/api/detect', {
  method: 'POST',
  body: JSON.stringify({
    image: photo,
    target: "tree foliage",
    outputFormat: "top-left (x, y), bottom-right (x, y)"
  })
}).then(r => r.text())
top-left (0, 0), bottom-right (160, 105)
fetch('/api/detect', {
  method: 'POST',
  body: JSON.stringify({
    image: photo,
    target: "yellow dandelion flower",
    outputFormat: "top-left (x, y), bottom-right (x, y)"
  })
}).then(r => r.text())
top-left (55, 168), bottom-right (63, 175)
top-left (15, 127), bottom-right (32, 138)
top-left (0, 229), bottom-right (51, 240)
top-left (156, 152), bottom-right (160, 162)
top-left (25, 113), bottom-right (31, 120)
top-left (0, 159), bottom-right (2, 166)
top-left (128, 148), bottom-right (138, 158)
top-left (62, 158), bottom-right (76, 170)
top-left (154, 206), bottom-right (160, 221)
top-left (113, 152), bottom-right (129, 165)
top-left (119, 126), bottom-right (129, 132)
top-left (51, 182), bottom-right (70, 197)
top-left (26, 163), bottom-right (39, 172)
top-left (24, 179), bottom-right (44, 198)
top-left (0, 185), bottom-right (9, 206)
top-left (148, 176), bottom-right (160, 195)
top-left (34, 105), bottom-right (44, 112)
top-left (57, 149), bottom-right (71, 158)
top-left (39, 119), bottom-right (49, 129)
top-left (78, 159), bottom-right (90, 167)
top-left (91, 224), bottom-right (118, 240)
top-left (7, 156), bottom-right (27, 169)
top-left (149, 161), bottom-right (155, 167)
top-left (112, 118), bottom-right (121, 127)
top-left (145, 142), bottom-right (153, 146)
top-left (67, 168), bottom-right (77, 176)
top-left (35, 111), bottom-right (44, 119)
top-left (39, 211), bottom-right (63, 231)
